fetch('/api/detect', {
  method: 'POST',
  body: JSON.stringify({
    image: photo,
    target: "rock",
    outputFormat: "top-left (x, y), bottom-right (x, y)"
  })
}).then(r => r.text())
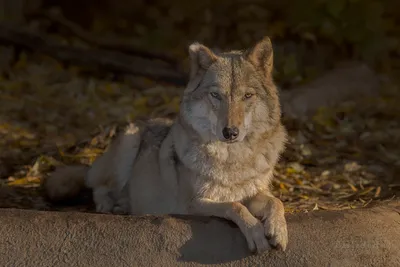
top-left (280, 62), bottom-right (381, 119)
top-left (0, 201), bottom-right (399, 266)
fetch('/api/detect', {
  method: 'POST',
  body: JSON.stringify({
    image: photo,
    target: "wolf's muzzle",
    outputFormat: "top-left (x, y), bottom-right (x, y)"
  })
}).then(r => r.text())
top-left (222, 126), bottom-right (239, 141)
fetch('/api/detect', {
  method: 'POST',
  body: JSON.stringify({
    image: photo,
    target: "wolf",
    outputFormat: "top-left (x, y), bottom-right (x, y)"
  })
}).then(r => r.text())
top-left (44, 36), bottom-right (288, 254)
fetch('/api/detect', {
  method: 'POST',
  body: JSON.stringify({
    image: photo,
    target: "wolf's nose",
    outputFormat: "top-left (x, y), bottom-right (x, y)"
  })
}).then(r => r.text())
top-left (222, 126), bottom-right (239, 140)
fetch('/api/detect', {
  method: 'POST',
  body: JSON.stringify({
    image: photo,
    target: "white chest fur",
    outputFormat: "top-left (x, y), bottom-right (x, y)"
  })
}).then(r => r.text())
top-left (177, 139), bottom-right (272, 202)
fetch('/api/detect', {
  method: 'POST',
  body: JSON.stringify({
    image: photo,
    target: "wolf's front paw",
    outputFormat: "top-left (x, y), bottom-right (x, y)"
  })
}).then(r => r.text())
top-left (263, 211), bottom-right (288, 251)
top-left (247, 194), bottom-right (288, 251)
top-left (96, 201), bottom-right (114, 213)
top-left (242, 220), bottom-right (271, 254)
top-left (93, 188), bottom-right (114, 213)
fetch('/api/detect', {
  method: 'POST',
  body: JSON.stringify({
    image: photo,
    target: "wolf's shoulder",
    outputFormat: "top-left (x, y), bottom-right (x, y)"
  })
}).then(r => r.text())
top-left (124, 117), bottom-right (174, 149)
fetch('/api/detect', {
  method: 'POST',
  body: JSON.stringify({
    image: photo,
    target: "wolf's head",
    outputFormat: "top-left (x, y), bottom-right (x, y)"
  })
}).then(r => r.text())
top-left (180, 37), bottom-right (282, 143)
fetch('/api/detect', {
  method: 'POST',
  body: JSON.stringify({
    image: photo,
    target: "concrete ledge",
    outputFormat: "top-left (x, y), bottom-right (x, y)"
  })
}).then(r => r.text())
top-left (1, 202), bottom-right (399, 267)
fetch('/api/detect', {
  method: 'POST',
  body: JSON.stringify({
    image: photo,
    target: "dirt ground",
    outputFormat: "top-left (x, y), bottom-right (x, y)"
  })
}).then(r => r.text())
top-left (0, 48), bottom-right (399, 213)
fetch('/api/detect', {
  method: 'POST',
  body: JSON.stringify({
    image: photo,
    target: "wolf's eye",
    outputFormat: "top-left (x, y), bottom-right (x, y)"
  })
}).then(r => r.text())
top-left (210, 92), bottom-right (221, 100)
top-left (244, 93), bottom-right (254, 99)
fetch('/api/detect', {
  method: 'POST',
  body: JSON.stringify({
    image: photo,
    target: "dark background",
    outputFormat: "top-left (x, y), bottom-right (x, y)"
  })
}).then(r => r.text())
top-left (2, 0), bottom-right (400, 86)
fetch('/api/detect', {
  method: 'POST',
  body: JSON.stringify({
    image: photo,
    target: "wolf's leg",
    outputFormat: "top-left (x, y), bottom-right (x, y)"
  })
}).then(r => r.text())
top-left (112, 186), bottom-right (130, 214)
top-left (114, 123), bottom-right (142, 192)
top-left (87, 123), bottom-right (142, 214)
top-left (246, 191), bottom-right (288, 251)
top-left (111, 123), bottom-right (142, 214)
top-left (93, 186), bottom-right (114, 213)
top-left (92, 186), bottom-right (129, 214)
top-left (189, 198), bottom-right (270, 254)
top-left (158, 130), bottom-right (179, 209)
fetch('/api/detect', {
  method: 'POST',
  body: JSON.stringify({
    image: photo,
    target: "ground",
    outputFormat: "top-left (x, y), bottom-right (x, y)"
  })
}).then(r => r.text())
top-left (0, 48), bottom-right (399, 214)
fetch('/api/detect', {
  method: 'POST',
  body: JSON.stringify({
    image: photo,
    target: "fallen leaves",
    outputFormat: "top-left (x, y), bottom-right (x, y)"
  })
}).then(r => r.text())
top-left (7, 177), bottom-right (40, 187)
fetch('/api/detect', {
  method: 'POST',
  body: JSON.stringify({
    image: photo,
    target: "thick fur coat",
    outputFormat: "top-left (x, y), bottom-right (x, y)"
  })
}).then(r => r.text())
top-left (44, 37), bottom-right (288, 254)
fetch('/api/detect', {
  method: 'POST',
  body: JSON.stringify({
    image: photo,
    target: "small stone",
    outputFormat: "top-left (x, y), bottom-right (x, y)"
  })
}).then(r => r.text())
top-left (300, 144), bottom-right (312, 156)
top-left (320, 183), bottom-right (333, 191)
top-left (287, 162), bottom-right (304, 172)
top-left (321, 170), bottom-right (330, 177)
top-left (333, 184), bottom-right (341, 190)
top-left (344, 162), bottom-right (361, 172)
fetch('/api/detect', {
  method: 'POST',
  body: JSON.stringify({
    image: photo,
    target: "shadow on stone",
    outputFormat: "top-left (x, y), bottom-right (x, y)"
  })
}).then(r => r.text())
top-left (169, 215), bottom-right (251, 264)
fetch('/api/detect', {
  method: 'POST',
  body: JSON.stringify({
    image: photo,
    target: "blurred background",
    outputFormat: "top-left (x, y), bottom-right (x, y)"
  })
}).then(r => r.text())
top-left (0, 0), bottom-right (399, 212)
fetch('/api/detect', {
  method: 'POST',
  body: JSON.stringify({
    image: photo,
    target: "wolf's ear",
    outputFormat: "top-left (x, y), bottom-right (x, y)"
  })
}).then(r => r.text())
top-left (245, 36), bottom-right (274, 77)
top-left (188, 42), bottom-right (217, 80)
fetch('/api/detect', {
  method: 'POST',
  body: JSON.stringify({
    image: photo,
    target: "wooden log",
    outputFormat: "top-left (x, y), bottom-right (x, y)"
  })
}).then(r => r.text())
top-left (0, 0), bottom-right (42, 23)
top-left (0, 22), bottom-right (382, 111)
top-left (29, 10), bottom-right (179, 67)
top-left (0, 23), bottom-right (187, 85)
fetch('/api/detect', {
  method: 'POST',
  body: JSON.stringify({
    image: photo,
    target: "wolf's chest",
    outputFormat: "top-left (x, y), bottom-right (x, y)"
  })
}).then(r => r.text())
top-left (187, 159), bottom-right (272, 202)
top-left (177, 140), bottom-right (273, 201)
top-left (195, 151), bottom-right (271, 184)
top-left (195, 174), bottom-right (271, 202)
